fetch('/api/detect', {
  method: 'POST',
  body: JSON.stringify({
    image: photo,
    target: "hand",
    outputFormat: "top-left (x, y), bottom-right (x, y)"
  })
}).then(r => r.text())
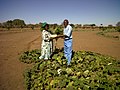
top-left (57, 35), bottom-right (65, 38)
top-left (50, 35), bottom-right (64, 40)
top-left (50, 36), bottom-right (60, 40)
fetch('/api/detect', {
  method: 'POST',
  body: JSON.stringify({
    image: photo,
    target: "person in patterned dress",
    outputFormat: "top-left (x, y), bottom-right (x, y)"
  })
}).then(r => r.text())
top-left (39, 22), bottom-right (59, 60)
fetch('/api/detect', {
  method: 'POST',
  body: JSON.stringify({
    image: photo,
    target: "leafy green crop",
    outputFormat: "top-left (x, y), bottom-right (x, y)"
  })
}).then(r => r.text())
top-left (54, 26), bottom-right (63, 35)
top-left (21, 49), bottom-right (120, 90)
top-left (19, 49), bottom-right (41, 64)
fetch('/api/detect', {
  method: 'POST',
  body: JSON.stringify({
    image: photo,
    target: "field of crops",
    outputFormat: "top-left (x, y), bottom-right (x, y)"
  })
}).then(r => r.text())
top-left (0, 29), bottom-right (120, 90)
top-left (20, 49), bottom-right (120, 90)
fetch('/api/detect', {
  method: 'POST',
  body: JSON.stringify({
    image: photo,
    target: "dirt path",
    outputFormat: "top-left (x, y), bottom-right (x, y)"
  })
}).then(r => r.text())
top-left (0, 30), bottom-right (120, 90)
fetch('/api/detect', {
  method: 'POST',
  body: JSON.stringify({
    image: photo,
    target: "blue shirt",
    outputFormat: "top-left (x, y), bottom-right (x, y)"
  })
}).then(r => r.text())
top-left (63, 24), bottom-right (72, 40)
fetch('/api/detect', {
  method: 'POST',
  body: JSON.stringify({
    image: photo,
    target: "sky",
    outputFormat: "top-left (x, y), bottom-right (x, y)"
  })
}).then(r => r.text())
top-left (0, 0), bottom-right (120, 26)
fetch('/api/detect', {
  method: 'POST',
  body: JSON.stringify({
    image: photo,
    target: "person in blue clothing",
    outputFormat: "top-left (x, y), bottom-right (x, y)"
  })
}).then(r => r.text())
top-left (62, 19), bottom-right (73, 65)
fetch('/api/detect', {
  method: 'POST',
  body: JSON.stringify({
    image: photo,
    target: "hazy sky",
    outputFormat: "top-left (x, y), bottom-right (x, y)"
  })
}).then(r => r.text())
top-left (0, 0), bottom-right (120, 26)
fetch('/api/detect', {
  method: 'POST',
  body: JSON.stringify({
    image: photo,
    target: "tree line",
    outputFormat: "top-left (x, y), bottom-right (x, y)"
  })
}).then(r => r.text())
top-left (0, 19), bottom-right (120, 30)
top-left (0, 19), bottom-right (26, 29)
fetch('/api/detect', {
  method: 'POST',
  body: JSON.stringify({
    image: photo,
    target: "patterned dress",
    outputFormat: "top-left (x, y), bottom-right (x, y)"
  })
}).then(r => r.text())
top-left (39, 30), bottom-right (57, 60)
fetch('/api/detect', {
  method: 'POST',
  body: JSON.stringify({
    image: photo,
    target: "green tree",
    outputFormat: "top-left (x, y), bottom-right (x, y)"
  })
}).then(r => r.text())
top-left (99, 24), bottom-right (103, 30)
top-left (90, 24), bottom-right (96, 27)
top-left (70, 24), bottom-right (75, 28)
top-left (13, 19), bottom-right (26, 28)
top-left (31, 25), bottom-right (34, 30)
top-left (116, 21), bottom-right (120, 32)
top-left (3, 19), bottom-right (26, 29)
top-left (116, 21), bottom-right (120, 27)
top-left (6, 20), bottom-right (13, 30)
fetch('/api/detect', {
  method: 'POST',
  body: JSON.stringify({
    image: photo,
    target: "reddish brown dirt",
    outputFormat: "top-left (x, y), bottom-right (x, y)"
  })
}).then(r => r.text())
top-left (0, 30), bottom-right (40, 90)
top-left (0, 30), bottom-right (120, 90)
top-left (72, 31), bottom-right (120, 59)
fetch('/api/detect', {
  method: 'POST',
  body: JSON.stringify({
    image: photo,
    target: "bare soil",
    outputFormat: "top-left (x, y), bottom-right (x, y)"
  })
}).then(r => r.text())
top-left (0, 30), bottom-right (120, 90)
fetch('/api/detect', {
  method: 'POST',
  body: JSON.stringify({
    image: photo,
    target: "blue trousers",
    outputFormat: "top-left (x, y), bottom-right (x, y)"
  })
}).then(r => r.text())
top-left (64, 39), bottom-right (72, 65)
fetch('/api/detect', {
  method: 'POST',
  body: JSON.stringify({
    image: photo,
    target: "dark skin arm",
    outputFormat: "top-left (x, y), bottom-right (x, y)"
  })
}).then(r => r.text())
top-left (57, 35), bottom-right (68, 39)
top-left (50, 35), bottom-right (64, 40)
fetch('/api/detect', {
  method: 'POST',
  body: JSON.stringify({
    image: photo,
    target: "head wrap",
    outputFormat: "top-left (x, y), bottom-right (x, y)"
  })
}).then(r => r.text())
top-left (42, 22), bottom-right (47, 28)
